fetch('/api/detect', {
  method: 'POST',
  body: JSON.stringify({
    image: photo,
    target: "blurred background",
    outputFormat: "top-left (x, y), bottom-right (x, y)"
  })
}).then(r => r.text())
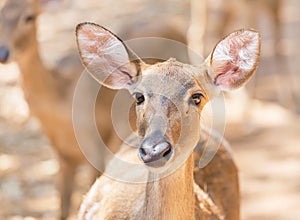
top-left (0, 0), bottom-right (299, 219)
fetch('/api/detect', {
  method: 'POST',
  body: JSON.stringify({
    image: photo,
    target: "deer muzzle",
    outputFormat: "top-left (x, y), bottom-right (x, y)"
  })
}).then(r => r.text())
top-left (139, 133), bottom-right (173, 168)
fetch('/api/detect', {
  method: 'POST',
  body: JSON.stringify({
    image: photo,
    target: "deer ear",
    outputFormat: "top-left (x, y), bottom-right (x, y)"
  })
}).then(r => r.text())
top-left (76, 23), bottom-right (141, 90)
top-left (207, 29), bottom-right (261, 91)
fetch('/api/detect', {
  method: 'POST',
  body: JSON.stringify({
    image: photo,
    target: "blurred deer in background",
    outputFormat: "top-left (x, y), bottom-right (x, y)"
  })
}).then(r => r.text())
top-left (188, 0), bottom-right (297, 113)
top-left (76, 23), bottom-right (260, 220)
top-left (0, 0), bottom-right (123, 219)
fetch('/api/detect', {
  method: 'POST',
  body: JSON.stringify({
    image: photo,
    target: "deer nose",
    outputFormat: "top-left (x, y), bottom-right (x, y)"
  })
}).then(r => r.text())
top-left (0, 46), bottom-right (9, 63)
top-left (139, 140), bottom-right (173, 167)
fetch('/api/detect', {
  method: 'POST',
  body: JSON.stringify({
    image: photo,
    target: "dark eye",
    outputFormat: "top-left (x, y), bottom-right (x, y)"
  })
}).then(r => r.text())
top-left (191, 93), bottom-right (203, 106)
top-left (24, 15), bottom-right (36, 23)
top-left (134, 92), bottom-right (145, 105)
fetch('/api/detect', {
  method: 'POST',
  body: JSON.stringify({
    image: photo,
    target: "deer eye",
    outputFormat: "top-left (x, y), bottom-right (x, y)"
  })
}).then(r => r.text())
top-left (134, 92), bottom-right (145, 105)
top-left (191, 93), bottom-right (203, 106)
top-left (24, 14), bottom-right (36, 23)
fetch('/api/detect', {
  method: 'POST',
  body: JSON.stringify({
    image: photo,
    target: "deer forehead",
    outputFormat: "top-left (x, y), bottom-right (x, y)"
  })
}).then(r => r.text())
top-left (138, 59), bottom-right (207, 99)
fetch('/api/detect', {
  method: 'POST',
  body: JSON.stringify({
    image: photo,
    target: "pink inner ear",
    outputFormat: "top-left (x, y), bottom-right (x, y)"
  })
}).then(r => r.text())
top-left (77, 25), bottom-right (114, 65)
top-left (213, 60), bottom-right (241, 89)
top-left (76, 23), bottom-right (139, 89)
top-left (211, 30), bottom-right (260, 90)
top-left (81, 29), bottom-right (98, 54)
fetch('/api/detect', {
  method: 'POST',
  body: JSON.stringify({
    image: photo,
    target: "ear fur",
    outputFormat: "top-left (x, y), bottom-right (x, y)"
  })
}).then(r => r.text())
top-left (207, 29), bottom-right (261, 91)
top-left (76, 22), bottom-right (142, 90)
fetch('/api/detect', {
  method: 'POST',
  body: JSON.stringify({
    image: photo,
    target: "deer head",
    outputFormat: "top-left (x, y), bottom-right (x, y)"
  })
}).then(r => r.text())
top-left (0, 0), bottom-right (55, 63)
top-left (76, 23), bottom-right (260, 170)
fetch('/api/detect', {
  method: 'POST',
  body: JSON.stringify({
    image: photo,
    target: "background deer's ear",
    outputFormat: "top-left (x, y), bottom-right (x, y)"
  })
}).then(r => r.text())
top-left (207, 29), bottom-right (261, 91)
top-left (76, 23), bottom-right (142, 90)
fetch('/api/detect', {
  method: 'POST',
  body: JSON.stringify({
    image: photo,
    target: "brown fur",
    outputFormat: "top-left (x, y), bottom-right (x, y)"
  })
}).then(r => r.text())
top-left (0, 1), bottom-right (121, 219)
top-left (79, 134), bottom-right (230, 220)
top-left (78, 60), bottom-right (236, 220)
top-left (76, 23), bottom-right (260, 220)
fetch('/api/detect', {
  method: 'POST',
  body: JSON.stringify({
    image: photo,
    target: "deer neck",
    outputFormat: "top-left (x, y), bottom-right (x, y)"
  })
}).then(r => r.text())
top-left (142, 154), bottom-right (195, 220)
top-left (16, 38), bottom-right (59, 104)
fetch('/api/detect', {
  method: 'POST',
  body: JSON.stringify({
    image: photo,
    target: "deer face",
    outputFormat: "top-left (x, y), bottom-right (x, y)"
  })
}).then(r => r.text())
top-left (76, 23), bottom-right (260, 169)
top-left (130, 60), bottom-right (210, 168)
top-left (0, 0), bottom-right (41, 63)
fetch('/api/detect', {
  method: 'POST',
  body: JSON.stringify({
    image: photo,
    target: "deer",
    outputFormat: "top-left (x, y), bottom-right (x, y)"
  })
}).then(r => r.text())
top-left (0, 1), bottom-right (234, 219)
top-left (75, 22), bottom-right (260, 220)
top-left (0, 0), bottom-right (122, 219)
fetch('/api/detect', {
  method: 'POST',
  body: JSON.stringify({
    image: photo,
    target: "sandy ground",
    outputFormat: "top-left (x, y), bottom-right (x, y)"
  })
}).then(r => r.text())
top-left (0, 0), bottom-right (300, 219)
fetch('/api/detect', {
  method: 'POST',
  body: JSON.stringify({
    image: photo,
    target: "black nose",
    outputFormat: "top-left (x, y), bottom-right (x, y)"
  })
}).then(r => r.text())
top-left (139, 140), bottom-right (173, 167)
top-left (0, 46), bottom-right (10, 63)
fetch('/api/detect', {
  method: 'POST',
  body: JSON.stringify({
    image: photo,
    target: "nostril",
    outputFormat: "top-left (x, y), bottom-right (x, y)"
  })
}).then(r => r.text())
top-left (162, 147), bottom-right (172, 158)
top-left (139, 147), bottom-right (146, 157)
top-left (139, 140), bottom-right (173, 166)
top-left (0, 46), bottom-right (10, 63)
